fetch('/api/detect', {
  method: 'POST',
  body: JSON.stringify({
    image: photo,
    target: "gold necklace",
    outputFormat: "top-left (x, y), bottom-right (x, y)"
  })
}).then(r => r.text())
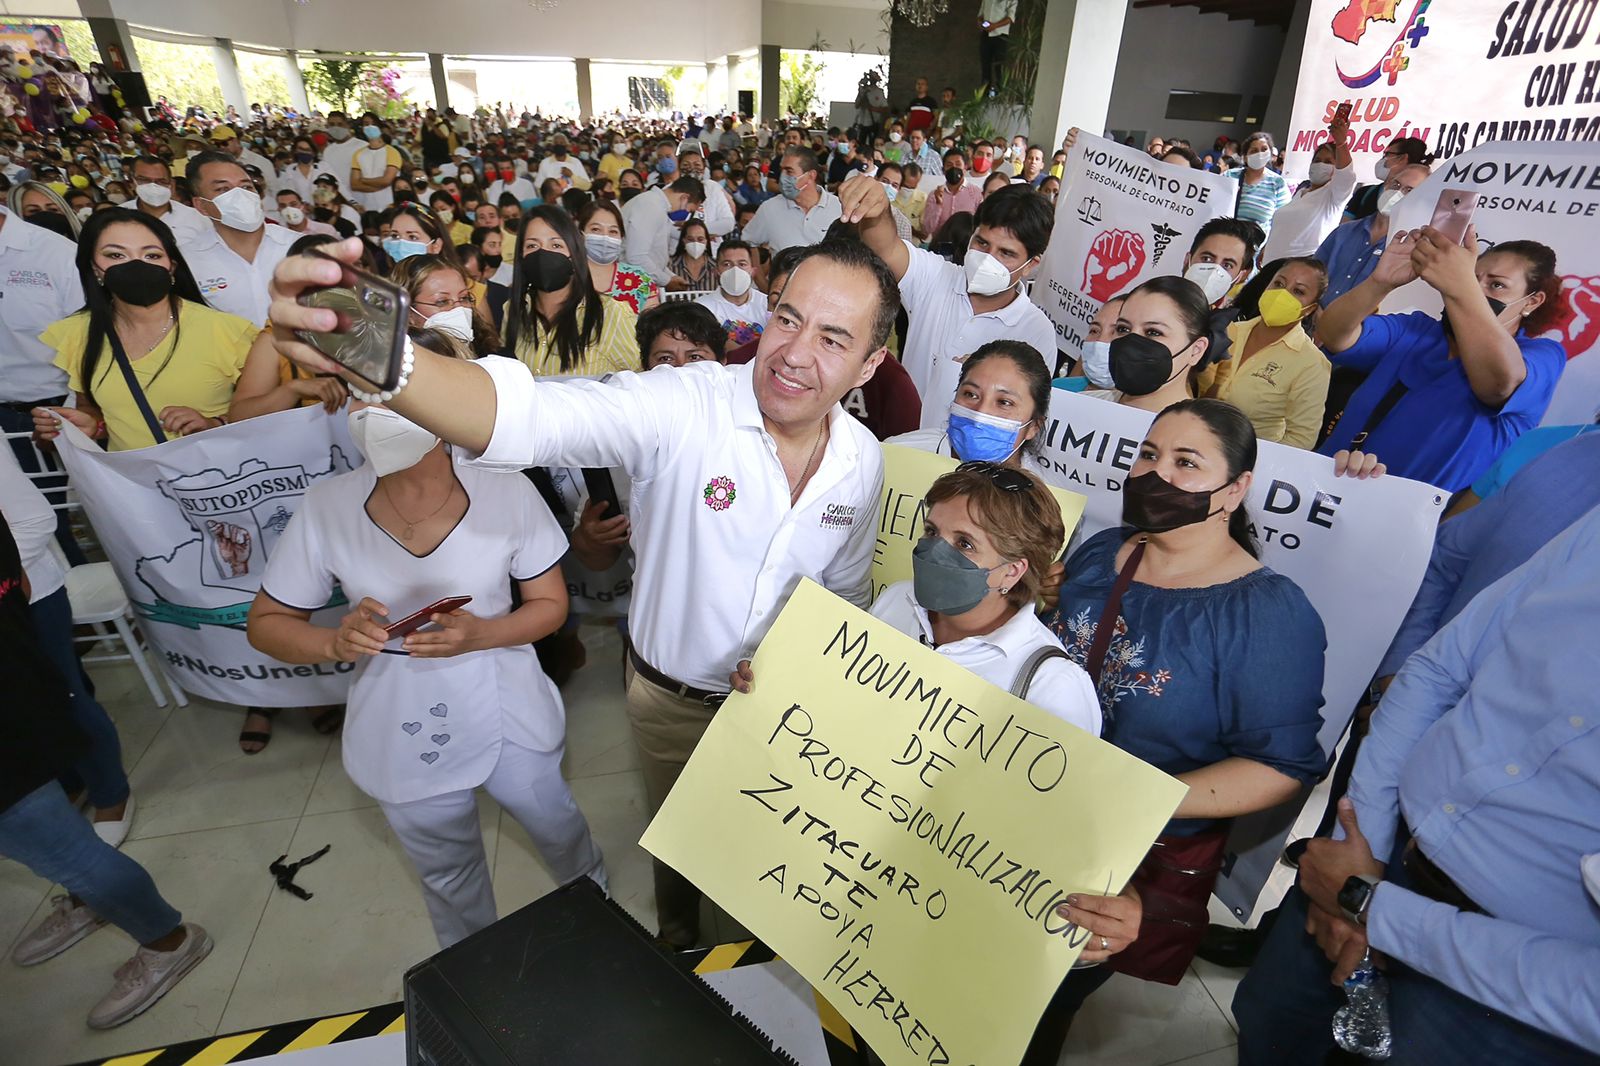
top-left (381, 477), bottom-right (456, 541)
top-left (789, 419), bottom-right (827, 506)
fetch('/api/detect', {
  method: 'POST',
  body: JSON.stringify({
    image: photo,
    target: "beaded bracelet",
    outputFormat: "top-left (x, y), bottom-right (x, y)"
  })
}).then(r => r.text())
top-left (347, 335), bottom-right (416, 404)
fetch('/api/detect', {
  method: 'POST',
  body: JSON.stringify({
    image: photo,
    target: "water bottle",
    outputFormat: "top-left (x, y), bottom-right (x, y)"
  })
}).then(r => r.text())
top-left (1332, 950), bottom-right (1393, 1059)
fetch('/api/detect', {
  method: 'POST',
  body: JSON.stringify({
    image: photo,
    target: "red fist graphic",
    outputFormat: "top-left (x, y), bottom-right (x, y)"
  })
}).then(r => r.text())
top-left (1082, 228), bottom-right (1147, 303)
top-left (206, 520), bottom-right (253, 578)
top-left (1543, 274), bottom-right (1600, 360)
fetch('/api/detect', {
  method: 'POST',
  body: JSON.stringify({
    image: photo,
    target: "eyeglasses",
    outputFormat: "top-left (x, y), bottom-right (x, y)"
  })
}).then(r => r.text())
top-left (956, 460), bottom-right (1034, 492)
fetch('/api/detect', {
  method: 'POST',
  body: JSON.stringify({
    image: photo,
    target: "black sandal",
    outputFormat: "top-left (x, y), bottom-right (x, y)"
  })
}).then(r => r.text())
top-left (311, 706), bottom-right (345, 735)
top-left (239, 707), bottom-right (279, 755)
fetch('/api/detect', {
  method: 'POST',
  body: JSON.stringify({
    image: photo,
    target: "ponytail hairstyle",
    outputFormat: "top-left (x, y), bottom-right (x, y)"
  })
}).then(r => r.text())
top-left (1151, 398), bottom-right (1260, 557)
top-left (1488, 239), bottom-right (1563, 335)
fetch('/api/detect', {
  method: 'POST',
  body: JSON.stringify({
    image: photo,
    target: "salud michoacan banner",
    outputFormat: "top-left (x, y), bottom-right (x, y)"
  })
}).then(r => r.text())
top-left (641, 579), bottom-right (1186, 1066)
top-left (1378, 140), bottom-right (1600, 427)
top-left (1033, 390), bottom-right (1445, 921)
top-left (53, 405), bottom-right (361, 706)
top-left (1282, 0), bottom-right (1600, 182)
top-left (1030, 131), bottom-right (1237, 369)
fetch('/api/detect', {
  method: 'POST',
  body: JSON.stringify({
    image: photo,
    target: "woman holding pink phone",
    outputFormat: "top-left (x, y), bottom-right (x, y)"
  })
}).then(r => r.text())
top-left (246, 328), bottom-right (606, 949)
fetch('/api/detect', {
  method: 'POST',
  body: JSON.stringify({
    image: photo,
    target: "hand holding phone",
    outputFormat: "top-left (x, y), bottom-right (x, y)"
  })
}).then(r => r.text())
top-left (385, 596), bottom-right (473, 639)
top-left (1333, 102), bottom-right (1352, 126)
top-left (1428, 188), bottom-right (1479, 246)
top-left (293, 248), bottom-right (410, 391)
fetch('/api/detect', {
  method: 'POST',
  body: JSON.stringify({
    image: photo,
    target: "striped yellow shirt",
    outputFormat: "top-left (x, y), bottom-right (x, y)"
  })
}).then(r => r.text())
top-left (514, 297), bottom-right (640, 378)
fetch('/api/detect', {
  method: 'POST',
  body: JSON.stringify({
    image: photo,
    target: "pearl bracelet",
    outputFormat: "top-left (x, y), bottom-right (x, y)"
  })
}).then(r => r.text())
top-left (347, 335), bottom-right (416, 404)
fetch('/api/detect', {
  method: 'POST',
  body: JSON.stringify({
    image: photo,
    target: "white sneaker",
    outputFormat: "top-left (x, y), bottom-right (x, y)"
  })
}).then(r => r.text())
top-left (11, 895), bottom-right (107, 966)
top-left (91, 794), bottom-right (136, 849)
top-left (87, 922), bottom-right (213, 1030)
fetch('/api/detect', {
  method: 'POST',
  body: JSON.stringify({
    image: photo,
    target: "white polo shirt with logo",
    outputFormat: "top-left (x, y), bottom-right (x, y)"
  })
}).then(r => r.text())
top-left (897, 240), bottom-right (1059, 428)
top-left (467, 356), bottom-right (882, 690)
top-left (178, 221), bottom-right (295, 327)
top-left (0, 208), bottom-right (85, 403)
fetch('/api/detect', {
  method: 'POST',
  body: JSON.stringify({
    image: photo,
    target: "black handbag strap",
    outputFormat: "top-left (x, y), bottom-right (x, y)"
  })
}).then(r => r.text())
top-left (1086, 536), bottom-right (1147, 684)
top-left (1348, 380), bottom-right (1408, 449)
top-left (1010, 645), bottom-right (1070, 699)
top-left (107, 328), bottom-right (167, 445)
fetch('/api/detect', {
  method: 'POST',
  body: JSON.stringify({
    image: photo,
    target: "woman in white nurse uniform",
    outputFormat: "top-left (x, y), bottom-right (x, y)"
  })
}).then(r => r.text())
top-left (247, 340), bottom-right (606, 948)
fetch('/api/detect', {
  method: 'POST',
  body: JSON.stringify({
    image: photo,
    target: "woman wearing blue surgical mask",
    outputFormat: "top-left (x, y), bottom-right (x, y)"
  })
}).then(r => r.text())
top-left (732, 462), bottom-right (1101, 739)
top-left (247, 332), bottom-right (608, 950)
top-left (577, 199), bottom-right (660, 315)
top-left (379, 204), bottom-right (457, 269)
top-left (887, 339), bottom-right (1053, 475)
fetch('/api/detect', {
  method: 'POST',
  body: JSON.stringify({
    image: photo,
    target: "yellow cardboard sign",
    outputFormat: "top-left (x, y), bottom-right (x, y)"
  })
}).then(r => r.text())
top-left (872, 444), bottom-right (1087, 600)
top-left (640, 580), bottom-right (1186, 1066)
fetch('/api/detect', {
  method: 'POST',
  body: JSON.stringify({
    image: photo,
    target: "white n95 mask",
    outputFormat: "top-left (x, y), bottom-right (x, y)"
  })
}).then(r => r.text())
top-left (963, 248), bottom-right (1019, 297)
top-left (348, 407), bottom-right (438, 476)
top-left (719, 265), bottom-right (752, 297)
top-left (1079, 340), bottom-right (1114, 388)
top-left (424, 306), bottom-right (475, 342)
top-left (1184, 261), bottom-right (1235, 306)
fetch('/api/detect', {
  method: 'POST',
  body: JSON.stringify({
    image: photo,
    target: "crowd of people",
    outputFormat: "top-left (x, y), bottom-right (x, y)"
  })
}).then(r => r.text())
top-left (0, 67), bottom-right (1595, 1066)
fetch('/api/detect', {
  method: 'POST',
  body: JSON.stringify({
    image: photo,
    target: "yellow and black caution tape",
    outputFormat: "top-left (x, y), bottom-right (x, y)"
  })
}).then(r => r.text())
top-left (692, 939), bottom-right (864, 1066)
top-left (81, 1002), bottom-right (405, 1066)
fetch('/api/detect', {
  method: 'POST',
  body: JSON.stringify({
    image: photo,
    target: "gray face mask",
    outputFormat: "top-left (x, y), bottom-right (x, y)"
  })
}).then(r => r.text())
top-left (911, 536), bottom-right (1006, 616)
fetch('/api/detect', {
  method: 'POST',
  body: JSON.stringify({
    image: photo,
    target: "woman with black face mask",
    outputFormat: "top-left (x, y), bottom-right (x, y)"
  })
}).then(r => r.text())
top-left (1084, 276), bottom-right (1217, 413)
top-left (1026, 398), bottom-right (1326, 1065)
top-left (498, 205), bottom-right (639, 376)
top-left (30, 210), bottom-right (259, 453)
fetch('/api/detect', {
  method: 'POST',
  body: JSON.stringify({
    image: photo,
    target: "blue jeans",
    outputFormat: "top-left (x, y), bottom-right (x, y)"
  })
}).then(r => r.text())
top-left (32, 586), bottom-right (129, 809)
top-left (1235, 833), bottom-right (1600, 1065)
top-left (0, 783), bottom-right (181, 945)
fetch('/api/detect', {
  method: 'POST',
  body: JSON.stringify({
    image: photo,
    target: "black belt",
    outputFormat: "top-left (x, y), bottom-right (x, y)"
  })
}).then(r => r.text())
top-left (1402, 831), bottom-right (1484, 915)
top-left (628, 647), bottom-right (725, 706)
top-left (1, 395), bottom-right (66, 413)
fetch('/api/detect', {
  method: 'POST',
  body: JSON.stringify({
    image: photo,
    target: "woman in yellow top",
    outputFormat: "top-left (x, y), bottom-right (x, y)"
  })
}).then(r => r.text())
top-left (504, 205), bottom-right (639, 377)
top-left (31, 211), bottom-right (258, 452)
top-left (1202, 258), bottom-right (1332, 449)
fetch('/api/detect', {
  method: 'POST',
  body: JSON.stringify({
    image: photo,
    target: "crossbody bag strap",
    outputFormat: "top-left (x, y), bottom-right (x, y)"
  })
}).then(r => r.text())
top-left (1348, 380), bottom-right (1408, 449)
top-left (1010, 645), bottom-right (1070, 699)
top-left (1084, 535), bottom-right (1147, 684)
top-left (106, 328), bottom-right (167, 445)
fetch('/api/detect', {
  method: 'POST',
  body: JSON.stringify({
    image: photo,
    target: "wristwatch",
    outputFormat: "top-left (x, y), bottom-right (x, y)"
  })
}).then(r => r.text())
top-left (1338, 874), bottom-right (1381, 926)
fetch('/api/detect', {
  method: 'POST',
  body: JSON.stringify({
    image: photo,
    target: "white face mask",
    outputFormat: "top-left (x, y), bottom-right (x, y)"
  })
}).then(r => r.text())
top-left (1307, 162), bottom-right (1335, 186)
top-left (585, 233), bottom-right (623, 264)
top-left (205, 185), bottom-right (264, 232)
top-left (683, 240), bottom-right (708, 259)
top-left (1080, 340), bottom-right (1114, 388)
top-left (1246, 150), bottom-right (1272, 170)
top-left (424, 306), bottom-right (474, 342)
top-left (963, 247), bottom-right (1021, 297)
top-left (1373, 158), bottom-right (1391, 182)
top-left (135, 181), bottom-right (171, 208)
top-left (281, 205), bottom-right (306, 227)
top-left (1376, 187), bottom-right (1406, 216)
top-left (347, 407), bottom-right (439, 477)
top-left (889, 131), bottom-right (902, 142)
top-left (719, 265), bottom-right (752, 298)
top-left (1184, 261), bottom-right (1236, 306)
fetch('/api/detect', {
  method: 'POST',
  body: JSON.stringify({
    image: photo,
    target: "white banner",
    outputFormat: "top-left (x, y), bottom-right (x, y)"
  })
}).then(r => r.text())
top-left (1035, 391), bottom-right (1445, 919)
top-left (1283, 0), bottom-right (1600, 182)
top-left (1376, 140), bottom-right (1600, 427)
top-left (1030, 132), bottom-right (1237, 368)
top-left (54, 406), bottom-right (361, 707)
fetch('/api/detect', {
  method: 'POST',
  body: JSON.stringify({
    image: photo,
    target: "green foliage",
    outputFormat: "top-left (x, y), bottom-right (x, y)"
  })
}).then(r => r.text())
top-left (780, 51), bottom-right (825, 120)
top-left (237, 51), bottom-right (291, 109)
top-left (136, 37), bottom-right (224, 115)
top-left (303, 59), bottom-right (367, 113)
top-left (56, 20), bottom-right (101, 65)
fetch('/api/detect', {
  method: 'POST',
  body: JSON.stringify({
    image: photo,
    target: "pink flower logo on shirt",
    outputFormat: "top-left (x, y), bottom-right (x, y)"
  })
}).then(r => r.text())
top-left (702, 475), bottom-right (737, 511)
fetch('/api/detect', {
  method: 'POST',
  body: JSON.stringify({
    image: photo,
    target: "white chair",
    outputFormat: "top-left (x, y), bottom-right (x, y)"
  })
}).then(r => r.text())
top-left (49, 540), bottom-right (187, 709)
top-left (661, 289), bottom-right (702, 303)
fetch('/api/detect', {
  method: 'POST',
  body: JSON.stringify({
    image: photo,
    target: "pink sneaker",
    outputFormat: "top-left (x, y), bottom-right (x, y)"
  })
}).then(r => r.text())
top-left (87, 923), bottom-right (213, 1029)
top-left (11, 896), bottom-right (107, 966)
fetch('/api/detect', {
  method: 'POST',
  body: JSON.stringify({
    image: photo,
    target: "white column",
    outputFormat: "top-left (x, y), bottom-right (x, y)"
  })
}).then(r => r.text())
top-left (727, 54), bottom-right (741, 114)
top-left (1030, 0), bottom-right (1130, 149)
top-left (282, 53), bottom-right (311, 114)
top-left (213, 37), bottom-right (248, 116)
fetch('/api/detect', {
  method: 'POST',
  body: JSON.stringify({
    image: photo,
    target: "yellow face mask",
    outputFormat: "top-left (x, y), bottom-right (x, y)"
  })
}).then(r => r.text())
top-left (47, 181), bottom-right (69, 195)
top-left (1257, 287), bottom-right (1310, 327)
top-left (1049, 162), bottom-right (1064, 179)
top-left (70, 174), bottom-right (90, 189)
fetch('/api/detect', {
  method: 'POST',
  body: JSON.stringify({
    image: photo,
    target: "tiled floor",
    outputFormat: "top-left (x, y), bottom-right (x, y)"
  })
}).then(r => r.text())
top-left (1, 624), bottom-right (1241, 1066)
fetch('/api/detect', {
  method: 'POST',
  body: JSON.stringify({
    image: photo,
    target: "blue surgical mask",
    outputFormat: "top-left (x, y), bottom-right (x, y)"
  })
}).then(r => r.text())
top-left (363, 125), bottom-right (382, 141)
top-left (911, 536), bottom-right (1007, 616)
top-left (657, 157), bottom-right (677, 175)
top-left (1079, 340), bottom-right (1114, 388)
top-left (382, 236), bottom-right (428, 262)
top-left (946, 403), bottom-right (1030, 464)
top-left (779, 172), bottom-right (803, 201)
top-left (667, 207), bottom-right (691, 223)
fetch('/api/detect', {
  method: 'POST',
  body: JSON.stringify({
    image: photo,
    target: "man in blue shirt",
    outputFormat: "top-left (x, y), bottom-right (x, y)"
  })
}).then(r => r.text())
top-left (1234, 504), bottom-right (1600, 1064)
top-left (1314, 162), bottom-right (1429, 308)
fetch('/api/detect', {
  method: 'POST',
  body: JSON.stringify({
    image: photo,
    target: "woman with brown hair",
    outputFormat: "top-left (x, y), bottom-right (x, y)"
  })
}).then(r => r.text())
top-left (390, 253), bottom-right (503, 359)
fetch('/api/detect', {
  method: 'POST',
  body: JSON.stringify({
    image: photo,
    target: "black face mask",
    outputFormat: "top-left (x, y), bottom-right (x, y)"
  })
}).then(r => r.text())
top-left (1108, 333), bottom-right (1189, 396)
top-left (944, 166), bottom-right (964, 186)
top-left (522, 248), bottom-right (574, 292)
top-left (101, 260), bottom-right (173, 306)
top-left (1442, 295), bottom-right (1512, 341)
top-left (25, 210), bottom-right (75, 240)
top-left (482, 253), bottom-right (502, 270)
top-left (1122, 469), bottom-right (1229, 533)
